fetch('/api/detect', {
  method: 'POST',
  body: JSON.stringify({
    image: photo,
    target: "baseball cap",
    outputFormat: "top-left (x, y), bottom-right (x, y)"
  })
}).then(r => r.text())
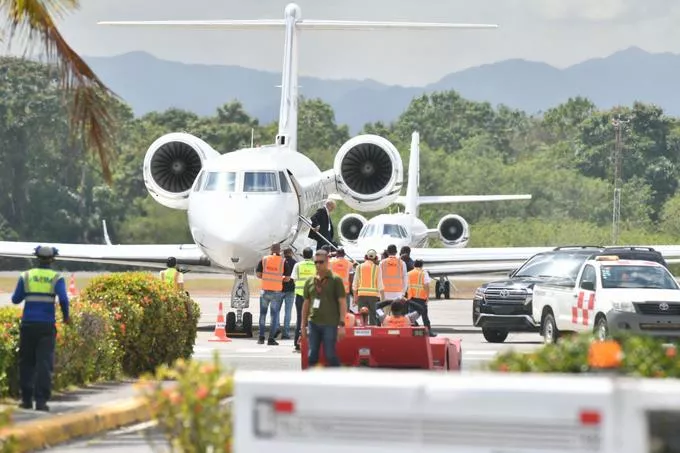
top-left (365, 249), bottom-right (377, 259)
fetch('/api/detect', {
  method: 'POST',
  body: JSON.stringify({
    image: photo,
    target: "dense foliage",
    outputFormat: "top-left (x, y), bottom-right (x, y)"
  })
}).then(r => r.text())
top-left (487, 333), bottom-right (680, 377)
top-left (80, 273), bottom-right (201, 376)
top-left (2, 56), bottom-right (680, 270)
top-left (0, 272), bottom-right (199, 399)
top-left (139, 353), bottom-right (233, 452)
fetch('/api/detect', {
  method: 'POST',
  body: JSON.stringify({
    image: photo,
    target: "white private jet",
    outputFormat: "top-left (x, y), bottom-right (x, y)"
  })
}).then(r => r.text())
top-left (339, 131), bottom-right (531, 297)
top-left (1, 4), bottom-right (680, 336)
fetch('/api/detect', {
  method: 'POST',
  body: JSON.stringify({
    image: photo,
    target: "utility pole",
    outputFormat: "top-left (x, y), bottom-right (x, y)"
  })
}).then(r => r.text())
top-left (611, 116), bottom-right (629, 245)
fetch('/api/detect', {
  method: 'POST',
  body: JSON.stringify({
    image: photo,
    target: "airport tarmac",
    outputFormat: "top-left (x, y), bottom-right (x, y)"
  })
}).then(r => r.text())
top-left (1, 292), bottom-right (542, 451)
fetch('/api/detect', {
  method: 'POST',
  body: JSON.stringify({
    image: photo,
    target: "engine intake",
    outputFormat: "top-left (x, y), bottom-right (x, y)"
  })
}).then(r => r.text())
top-left (332, 134), bottom-right (403, 212)
top-left (437, 214), bottom-right (470, 248)
top-left (338, 214), bottom-right (367, 243)
top-left (143, 132), bottom-right (220, 210)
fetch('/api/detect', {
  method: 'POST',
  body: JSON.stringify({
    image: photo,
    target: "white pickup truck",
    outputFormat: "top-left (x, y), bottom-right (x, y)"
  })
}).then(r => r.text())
top-left (532, 255), bottom-right (680, 343)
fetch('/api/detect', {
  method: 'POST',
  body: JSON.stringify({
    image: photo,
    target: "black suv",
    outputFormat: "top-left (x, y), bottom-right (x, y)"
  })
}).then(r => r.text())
top-left (471, 246), bottom-right (668, 343)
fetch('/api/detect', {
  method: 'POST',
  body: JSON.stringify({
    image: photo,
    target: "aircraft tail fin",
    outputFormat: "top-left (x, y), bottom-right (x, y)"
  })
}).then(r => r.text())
top-left (404, 131), bottom-right (420, 216)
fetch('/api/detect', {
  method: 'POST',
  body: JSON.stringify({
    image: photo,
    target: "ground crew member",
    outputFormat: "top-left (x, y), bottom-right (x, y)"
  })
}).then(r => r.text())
top-left (407, 259), bottom-right (436, 337)
top-left (330, 248), bottom-right (352, 310)
top-left (352, 249), bottom-right (381, 325)
top-left (11, 245), bottom-right (69, 411)
top-left (160, 257), bottom-right (184, 291)
top-left (379, 244), bottom-right (408, 301)
top-left (301, 249), bottom-right (346, 367)
top-left (379, 300), bottom-right (416, 327)
top-left (279, 247), bottom-right (297, 340)
top-left (256, 243), bottom-right (292, 346)
top-left (400, 246), bottom-right (414, 272)
top-left (291, 247), bottom-right (315, 352)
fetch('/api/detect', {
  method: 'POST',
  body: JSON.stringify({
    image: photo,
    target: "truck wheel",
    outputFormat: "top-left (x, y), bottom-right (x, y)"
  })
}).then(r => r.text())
top-left (482, 328), bottom-right (508, 343)
top-left (542, 312), bottom-right (559, 344)
top-left (594, 315), bottom-right (608, 341)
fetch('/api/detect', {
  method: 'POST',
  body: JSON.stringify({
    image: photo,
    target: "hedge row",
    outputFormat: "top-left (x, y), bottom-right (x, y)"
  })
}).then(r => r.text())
top-left (138, 352), bottom-right (233, 452)
top-left (487, 332), bottom-right (680, 377)
top-left (0, 272), bottom-right (201, 399)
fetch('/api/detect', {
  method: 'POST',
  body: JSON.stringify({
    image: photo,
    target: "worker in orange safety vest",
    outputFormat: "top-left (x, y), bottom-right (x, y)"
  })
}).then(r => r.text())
top-left (406, 259), bottom-right (436, 336)
top-left (380, 299), bottom-right (417, 327)
top-left (379, 244), bottom-right (408, 301)
top-left (329, 248), bottom-right (352, 311)
top-left (256, 243), bottom-right (292, 346)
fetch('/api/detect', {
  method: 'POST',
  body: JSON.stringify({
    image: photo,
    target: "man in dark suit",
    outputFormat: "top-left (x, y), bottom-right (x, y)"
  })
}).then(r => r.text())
top-left (308, 199), bottom-right (336, 250)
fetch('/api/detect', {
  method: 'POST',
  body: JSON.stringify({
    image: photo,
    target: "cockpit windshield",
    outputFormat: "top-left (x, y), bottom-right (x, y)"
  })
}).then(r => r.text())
top-left (359, 223), bottom-right (407, 239)
top-left (203, 172), bottom-right (237, 192)
top-left (244, 172), bottom-right (277, 192)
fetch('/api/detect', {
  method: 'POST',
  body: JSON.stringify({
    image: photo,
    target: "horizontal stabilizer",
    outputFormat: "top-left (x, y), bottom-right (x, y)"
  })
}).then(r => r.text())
top-left (395, 194), bottom-right (532, 205)
top-left (98, 20), bottom-right (498, 31)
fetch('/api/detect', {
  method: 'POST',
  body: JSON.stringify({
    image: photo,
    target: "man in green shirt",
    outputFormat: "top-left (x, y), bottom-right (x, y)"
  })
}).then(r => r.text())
top-left (301, 249), bottom-right (346, 367)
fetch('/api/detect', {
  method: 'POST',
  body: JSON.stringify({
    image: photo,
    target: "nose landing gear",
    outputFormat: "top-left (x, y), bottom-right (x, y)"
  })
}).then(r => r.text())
top-left (226, 272), bottom-right (253, 338)
top-left (435, 276), bottom-right (451, 300)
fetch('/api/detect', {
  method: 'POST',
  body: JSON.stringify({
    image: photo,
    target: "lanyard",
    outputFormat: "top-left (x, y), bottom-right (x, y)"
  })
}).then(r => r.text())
top-left (314, 274), bottom-right (329, 295)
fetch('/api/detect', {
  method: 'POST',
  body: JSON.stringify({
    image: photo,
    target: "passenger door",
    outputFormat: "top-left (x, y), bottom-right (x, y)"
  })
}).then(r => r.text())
top-left (570, 264), bottom-right (596, 332)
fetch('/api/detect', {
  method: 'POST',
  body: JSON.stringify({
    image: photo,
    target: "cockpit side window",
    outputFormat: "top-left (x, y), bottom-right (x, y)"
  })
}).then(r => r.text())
top-left (278, 171), bottom-right (292, 193)
top-left (193, 170), bottom-right (205, 192)
top-left (244, 172), bottom-right (278, 192)
top-left (203, 172), bottom-right (237, 192)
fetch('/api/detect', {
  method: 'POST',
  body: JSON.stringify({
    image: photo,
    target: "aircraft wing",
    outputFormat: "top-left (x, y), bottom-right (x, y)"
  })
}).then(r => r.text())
top-left (396, 194), bottom-right (532, 205)
top-left (0, 241), bottom-right (219, 273)
top-left (342, 245), bottom-right (680, 277)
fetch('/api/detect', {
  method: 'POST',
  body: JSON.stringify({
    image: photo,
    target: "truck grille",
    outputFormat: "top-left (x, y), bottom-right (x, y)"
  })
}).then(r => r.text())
top-left (634, 303), bottom-right (680, 315)
top-left (484, 288), bottom-right (528, 304)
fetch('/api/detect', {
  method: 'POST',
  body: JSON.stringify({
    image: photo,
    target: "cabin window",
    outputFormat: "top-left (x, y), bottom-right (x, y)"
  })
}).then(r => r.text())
top-left (203, 172), bottom-right (237, 192)
top-left (244, 172), bottom-right (278, 192)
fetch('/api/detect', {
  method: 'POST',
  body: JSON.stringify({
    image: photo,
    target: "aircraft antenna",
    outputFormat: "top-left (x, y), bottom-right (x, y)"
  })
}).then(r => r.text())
top-left (611, 116), bottom-right (629, 245)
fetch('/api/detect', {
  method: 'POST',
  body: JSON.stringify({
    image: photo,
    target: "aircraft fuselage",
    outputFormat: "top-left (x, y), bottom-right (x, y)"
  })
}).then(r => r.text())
top-left (351, 213), bottom-right (429, 255)
top-left (187, 144), bottom-right (325, 272)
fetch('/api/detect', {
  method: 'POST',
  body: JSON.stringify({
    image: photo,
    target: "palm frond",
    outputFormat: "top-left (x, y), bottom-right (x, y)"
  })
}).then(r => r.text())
top-left (1, 0), bottom-right (120, 183)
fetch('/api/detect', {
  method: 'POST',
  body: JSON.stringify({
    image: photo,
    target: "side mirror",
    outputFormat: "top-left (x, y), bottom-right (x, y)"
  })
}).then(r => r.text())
top-left (581, 281), bottom-right (595, 291)
top-left (508, 268), bottom-right (517, 277)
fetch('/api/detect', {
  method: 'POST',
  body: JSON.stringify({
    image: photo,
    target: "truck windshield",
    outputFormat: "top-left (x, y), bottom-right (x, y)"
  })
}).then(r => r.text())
top-left (514, 253), bottom-right (588, 280)
top-left (600, 265), bottom-right (679, 290)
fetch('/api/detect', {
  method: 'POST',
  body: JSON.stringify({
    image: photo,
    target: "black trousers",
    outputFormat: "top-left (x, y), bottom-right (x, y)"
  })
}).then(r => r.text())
top-left (294, 294), bottom-right (304, 347)
top-left (19, 322), bottom-right (56, 404)
top-left (357, 295), bottom-right (380, 325)
top-left (410, 298), bottom-right (432, 329)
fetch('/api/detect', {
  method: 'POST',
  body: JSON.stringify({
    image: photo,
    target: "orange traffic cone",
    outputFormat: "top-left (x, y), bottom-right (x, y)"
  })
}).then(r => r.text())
top-left (209, 302), bottom-right (232, 342)
top-left (68, 274), bottom-right (77, 298)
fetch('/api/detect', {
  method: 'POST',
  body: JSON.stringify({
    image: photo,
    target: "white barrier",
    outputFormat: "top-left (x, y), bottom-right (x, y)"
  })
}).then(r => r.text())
top-left (233, 369), bottom-right (680, 452)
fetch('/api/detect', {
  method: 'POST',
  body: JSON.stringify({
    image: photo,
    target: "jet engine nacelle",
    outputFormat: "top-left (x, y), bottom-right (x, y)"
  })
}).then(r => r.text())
top-left (143, 132), bottom-right (220, 210)
top-left (437, 214), bottom-right (470, 248)
top-left (332, 134), bottom-right (403, 212)
top-left (338, 213), bottom-right (367, 243)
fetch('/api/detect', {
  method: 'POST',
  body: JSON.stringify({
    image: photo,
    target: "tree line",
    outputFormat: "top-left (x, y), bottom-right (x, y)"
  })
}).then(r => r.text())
top-left (1, 56), bottom-right (679, 271)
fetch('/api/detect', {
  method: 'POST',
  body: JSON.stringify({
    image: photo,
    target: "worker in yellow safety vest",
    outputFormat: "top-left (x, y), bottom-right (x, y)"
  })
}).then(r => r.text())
top-left (292, 247), bottom-right (316, 352)
top-left (330, 248), bottom-right (352, 310)
top-left (379, 244), bottom-right (408, 301)
top-left (406, 259), bottom-right (436, 336)
top-left (352, 249), bottom-right (381, 325)
top-left (160, 257), bottom-right (184, 291)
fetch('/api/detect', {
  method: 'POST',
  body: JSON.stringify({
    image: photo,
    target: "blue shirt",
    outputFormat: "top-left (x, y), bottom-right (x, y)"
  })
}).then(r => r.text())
top-left (11, 265), bottom-right (70, 324)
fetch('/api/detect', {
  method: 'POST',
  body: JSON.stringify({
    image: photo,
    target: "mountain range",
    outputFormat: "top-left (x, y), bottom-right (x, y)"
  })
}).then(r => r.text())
top-left (83, 47), bottom-right (680, 133)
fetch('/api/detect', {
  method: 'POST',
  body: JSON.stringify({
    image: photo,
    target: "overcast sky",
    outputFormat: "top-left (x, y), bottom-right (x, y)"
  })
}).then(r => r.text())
top-left (12, 0), bottom-right (680, 86)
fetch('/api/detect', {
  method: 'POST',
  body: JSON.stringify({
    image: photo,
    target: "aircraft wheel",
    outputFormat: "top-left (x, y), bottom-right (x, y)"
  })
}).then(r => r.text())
top-left (226, 312), bottom-right (236, 334)
top-left (243, 311), bottom-right (253, 338)
top-left (482, 328), bottom-right (508, 343)
top-left (435, 280), bottom-right (442, 299)
top-left (444, 280), bottom-right (451, 299)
